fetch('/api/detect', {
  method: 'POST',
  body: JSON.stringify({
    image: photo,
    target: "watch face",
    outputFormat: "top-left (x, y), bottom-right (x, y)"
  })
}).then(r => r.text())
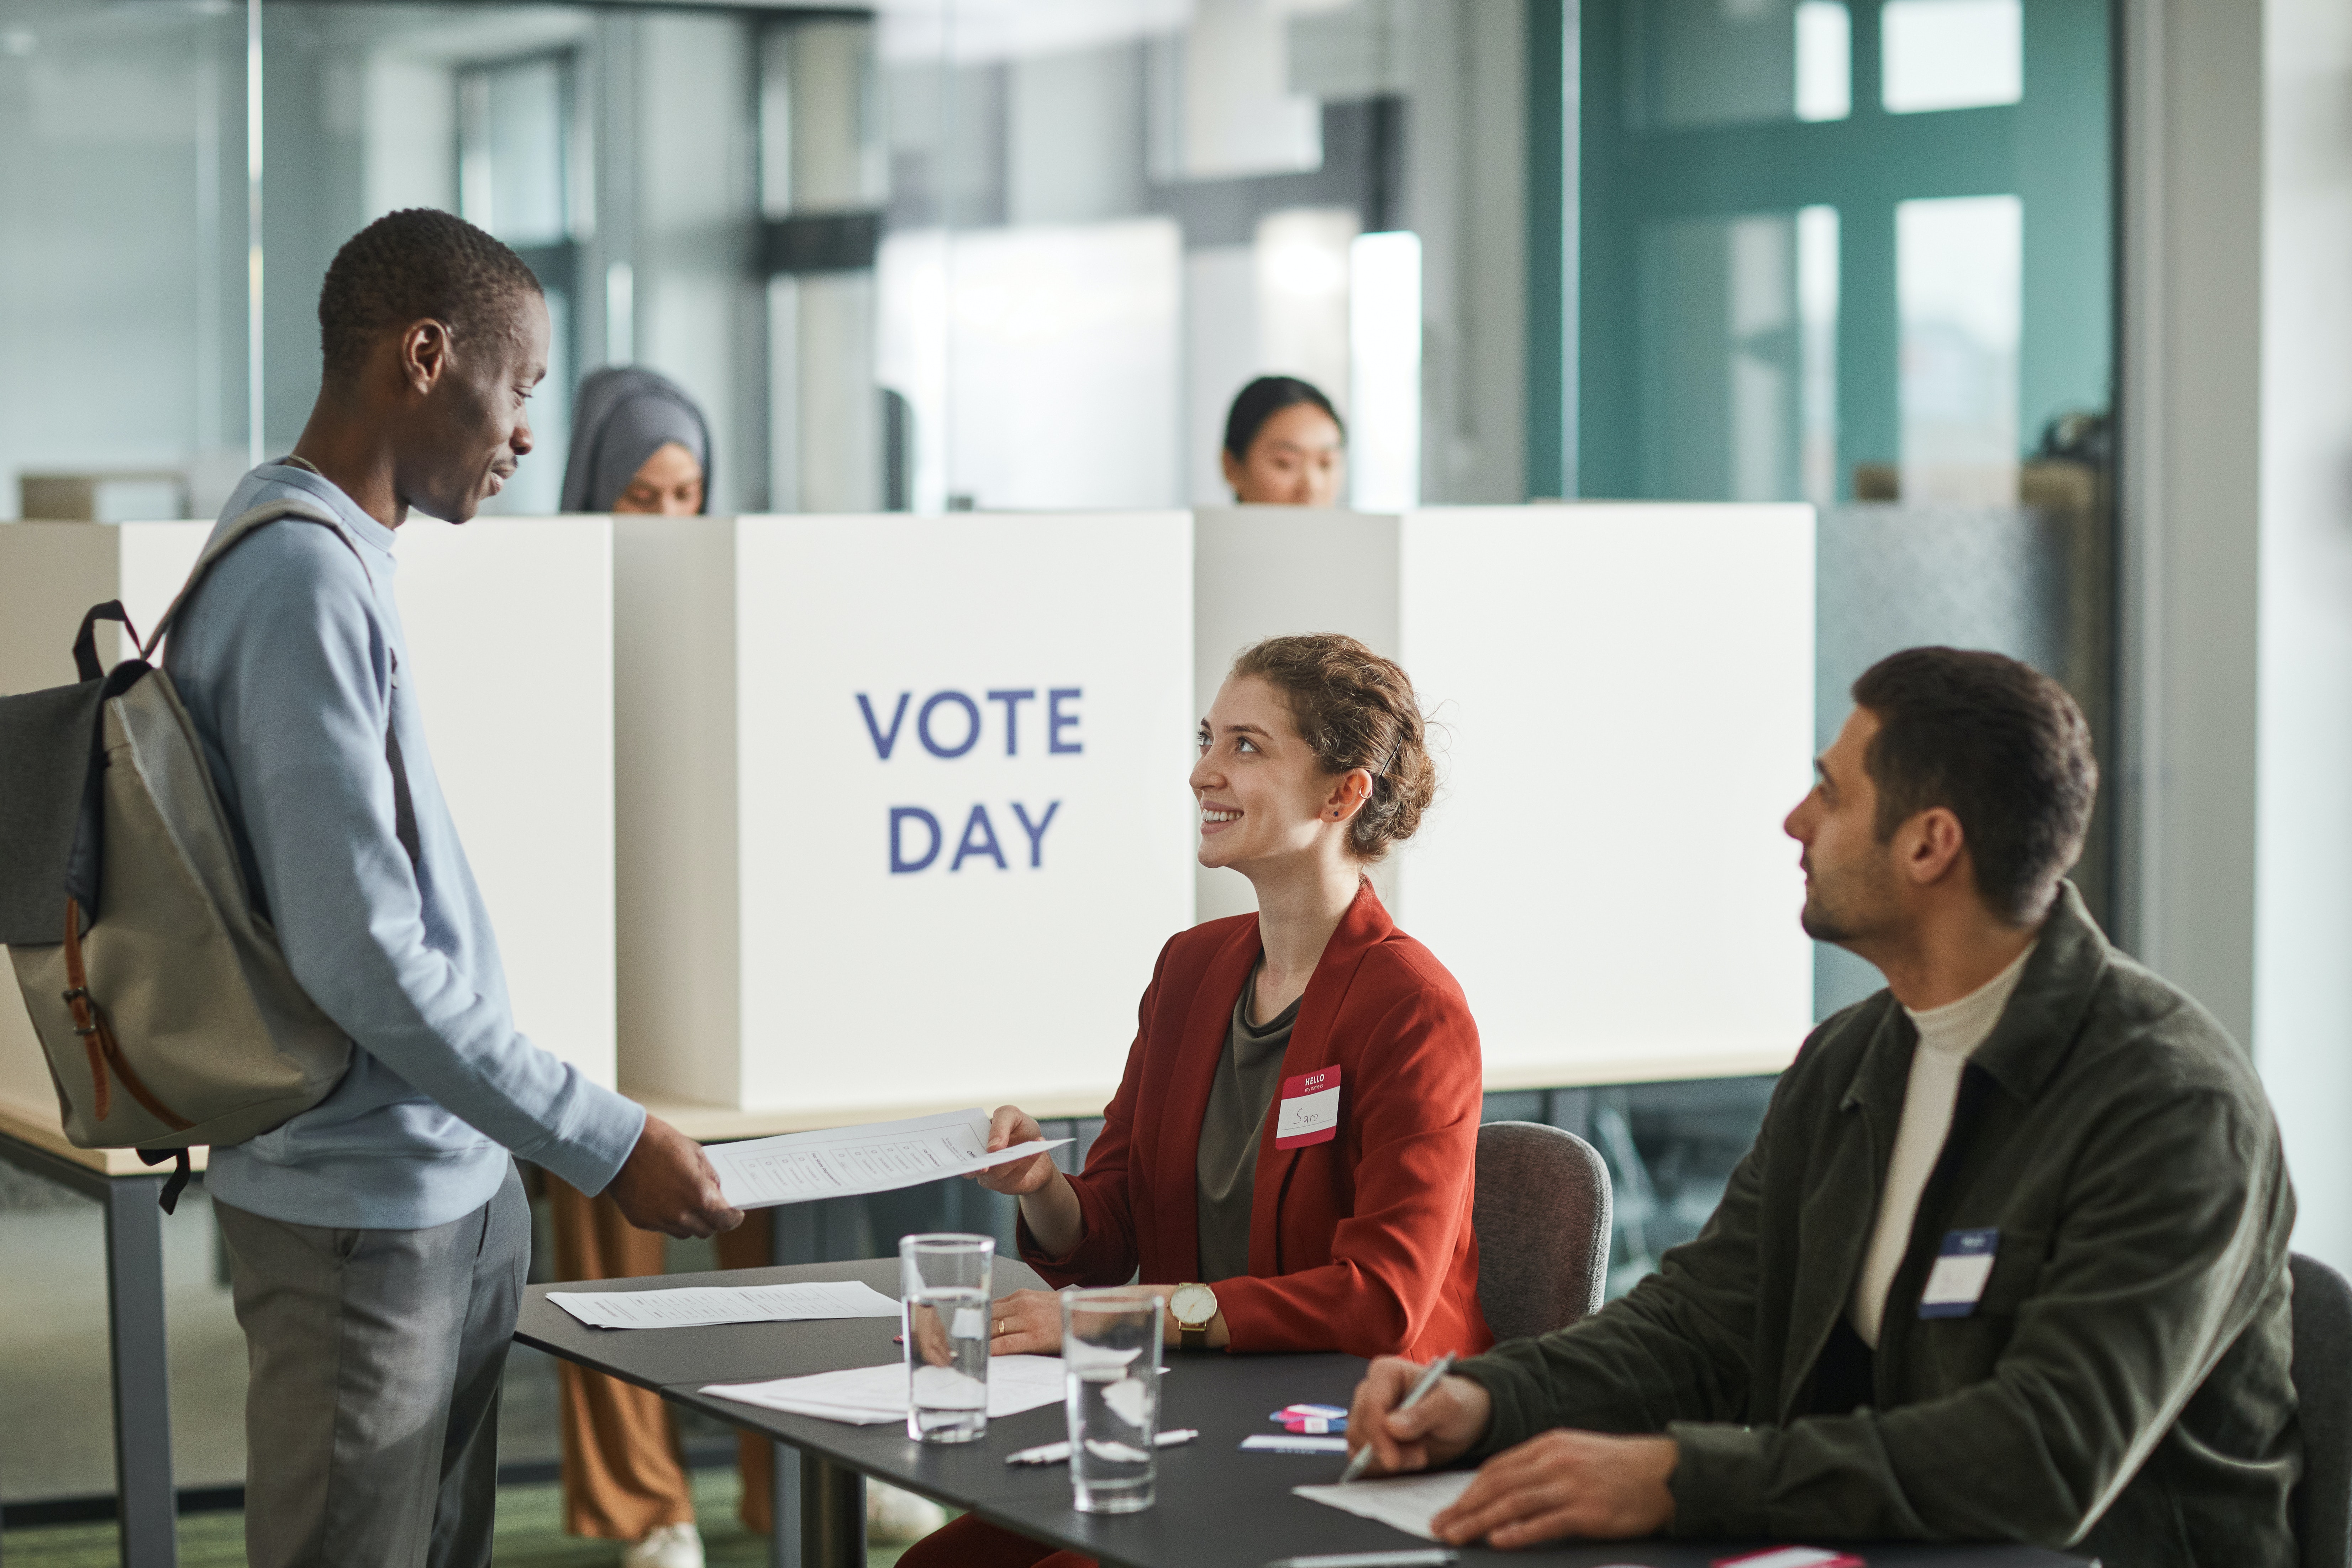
top-left (1170, 1283), bottom-right (1217, 1325)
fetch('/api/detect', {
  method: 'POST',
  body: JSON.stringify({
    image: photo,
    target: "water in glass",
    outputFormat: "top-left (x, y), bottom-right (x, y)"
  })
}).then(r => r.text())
top-left (1062, 1290), bottom-right (1163, 1514)
top-left (900, 1233), bottom-right (994, 1443)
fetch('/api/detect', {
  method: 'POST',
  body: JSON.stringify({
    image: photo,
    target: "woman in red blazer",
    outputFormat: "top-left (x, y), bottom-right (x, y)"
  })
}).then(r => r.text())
top-left (900, 633), bottom-right (1490, 1568)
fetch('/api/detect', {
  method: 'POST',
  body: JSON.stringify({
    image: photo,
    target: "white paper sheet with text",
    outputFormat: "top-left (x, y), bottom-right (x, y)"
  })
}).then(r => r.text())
top-left (545, 1279), bottom-right (902, 1330)
top-left (1293, 1472), bottom-right (1479, 1541)
top-left (704, 1109), bottom-right (1071, 1210)
top-left (700, 1354), bottom-right (1067, 1425)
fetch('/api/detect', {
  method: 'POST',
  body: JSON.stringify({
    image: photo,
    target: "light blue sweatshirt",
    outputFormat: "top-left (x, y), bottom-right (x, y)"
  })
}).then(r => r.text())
top-left (164, 463), bottom-right (645, 1229)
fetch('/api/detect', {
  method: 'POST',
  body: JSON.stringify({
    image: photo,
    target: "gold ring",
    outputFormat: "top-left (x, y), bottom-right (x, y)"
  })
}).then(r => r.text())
top-left (994, 1319), bottom-right (1005, 1336)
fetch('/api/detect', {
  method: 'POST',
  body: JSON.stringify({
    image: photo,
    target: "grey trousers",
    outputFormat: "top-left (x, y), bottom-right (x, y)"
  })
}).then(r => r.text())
top-left (215, 1163), bottom-right (530, 1568)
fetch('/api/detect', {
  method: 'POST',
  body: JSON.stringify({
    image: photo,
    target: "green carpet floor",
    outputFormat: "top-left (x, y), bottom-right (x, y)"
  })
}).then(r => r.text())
top-left (0, 1469), bottom-right (917, 1567)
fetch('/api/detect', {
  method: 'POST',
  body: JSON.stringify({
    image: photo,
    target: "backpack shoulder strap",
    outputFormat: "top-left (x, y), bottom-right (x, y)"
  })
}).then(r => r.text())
top-left (138, 497), bottom-right (420, 872)
top-left (140, 499), bottom-right (374, 659)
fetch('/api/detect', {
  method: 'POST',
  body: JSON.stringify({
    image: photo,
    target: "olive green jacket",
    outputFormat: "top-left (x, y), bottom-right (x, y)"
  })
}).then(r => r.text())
top-left (1456, 884), bottom-right (2299, 1566)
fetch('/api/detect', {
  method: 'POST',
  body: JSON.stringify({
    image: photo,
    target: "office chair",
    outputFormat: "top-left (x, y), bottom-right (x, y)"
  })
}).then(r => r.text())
top-left (1472, 1121), bottom-right (1613, 1341)
top-left (2294, 1252), bottom-right (2352, 1568)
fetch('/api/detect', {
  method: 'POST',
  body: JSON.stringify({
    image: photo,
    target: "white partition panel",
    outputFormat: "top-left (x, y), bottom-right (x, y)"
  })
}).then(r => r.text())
top-left (0, 522), bottom-right (205, 1120)
top-left (616, 512), bottom-right (1196, 1116)
top-left (1398, 506), bottom-right (1816, 1086)
top-left (0, 516), bottom-right (618, 1117)
top-left (389, 518), bottom-right (617, 1090)
top-left (1194, 504), bottom-right (1816, 1088)
top-left (1192, 507), bottom-right (1401, 921)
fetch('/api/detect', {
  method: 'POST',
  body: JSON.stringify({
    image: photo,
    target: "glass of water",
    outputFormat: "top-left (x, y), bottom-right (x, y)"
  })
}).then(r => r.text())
top-left (900, 1232), bottom-right (995, 1443)
top-left (1061, 1289), bottom-right (1164, 1514)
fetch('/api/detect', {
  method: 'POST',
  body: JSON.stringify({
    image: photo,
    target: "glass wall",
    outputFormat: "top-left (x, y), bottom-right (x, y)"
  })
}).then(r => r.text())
top-left (1579, 0), bottom-right (2111, 510)
top-left (0, 1), bottom-right (247, 522)
top-left (1576, 0), bottom-right (2118, 1010)
top-left (1, 0), bottom-right (1538, 524)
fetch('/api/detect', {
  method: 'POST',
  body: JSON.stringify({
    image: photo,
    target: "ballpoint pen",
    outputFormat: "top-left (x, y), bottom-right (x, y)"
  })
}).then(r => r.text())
top-left (1261, 1553), bottom-right (1458, 1568)
top-left (1337, 1351), bottom-right (1455, 1485)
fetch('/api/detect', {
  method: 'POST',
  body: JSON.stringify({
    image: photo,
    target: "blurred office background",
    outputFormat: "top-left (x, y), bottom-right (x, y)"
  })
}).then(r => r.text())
top-left (5, 0), bottom-right (2349, 1556)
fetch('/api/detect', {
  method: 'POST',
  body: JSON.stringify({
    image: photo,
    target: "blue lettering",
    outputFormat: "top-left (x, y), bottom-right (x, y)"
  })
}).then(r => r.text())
top-left (986, 688), bottom-right (1037, 756)
top-left (857, 692), bottom-right (911, 759)
top-left (1048, 688), bottom-right (1084, 754)
top-left (951, 804), bottom-right (1007, 871)
top-left (1011, 801), bottom-right (1060, 868)
top-left (889, 807), bottom-right (941, 873)
top-left (919, 690), bottom-right (982, 758)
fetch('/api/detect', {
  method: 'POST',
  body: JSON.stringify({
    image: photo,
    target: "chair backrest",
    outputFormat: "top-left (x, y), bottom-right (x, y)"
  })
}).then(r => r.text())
top-left (2294, 1252), bottom-right (2352, 1568)
top-left (1472, 1121), bottom-right (1612, 1342)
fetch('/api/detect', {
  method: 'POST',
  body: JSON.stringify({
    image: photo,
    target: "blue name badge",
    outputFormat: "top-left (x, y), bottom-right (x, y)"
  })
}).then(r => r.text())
top-left (1919, 1228), bottom-right (1999, 1319)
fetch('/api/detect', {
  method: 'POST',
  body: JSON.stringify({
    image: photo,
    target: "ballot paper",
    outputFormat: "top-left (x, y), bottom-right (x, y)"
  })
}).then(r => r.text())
top-left (545, 1279), bottom-right (902, 1331)
top-left (702, 1354), bottom-right (1067, 1425)
top-left (1293, 1472), bottom-right (1479, 1541)
top-left (704, 1109), bottom-right (1072, 1210)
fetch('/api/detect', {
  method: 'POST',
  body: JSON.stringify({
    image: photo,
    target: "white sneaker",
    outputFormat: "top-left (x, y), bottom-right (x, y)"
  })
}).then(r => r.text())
top-left (621, 1521), bottom-right (706, 1568)
top-left (866, 1481), bottom-right (948, 1543)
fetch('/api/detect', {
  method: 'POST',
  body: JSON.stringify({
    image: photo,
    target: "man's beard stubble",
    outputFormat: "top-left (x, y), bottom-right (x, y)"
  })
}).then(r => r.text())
top-left (1798, 853), bottom-right (1893, 947)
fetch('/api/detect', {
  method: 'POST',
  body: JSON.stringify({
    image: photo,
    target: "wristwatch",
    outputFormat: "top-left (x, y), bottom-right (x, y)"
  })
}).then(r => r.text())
top-left (1169, 1282), bottom-right (1220, 1351)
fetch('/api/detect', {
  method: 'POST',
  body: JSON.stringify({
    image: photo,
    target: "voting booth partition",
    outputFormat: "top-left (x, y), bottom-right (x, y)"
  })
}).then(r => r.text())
top-left (615, 502), bottom-right (1816, 1123)
top-left (0, 516), bottom-right (622, 1128)
top-left (610, 511), bottom-right (1199, 1121)
top-left (1196, 505), bottom-right (1817, 1091)
top-left (0, 503), bottom-right (1813, 1142)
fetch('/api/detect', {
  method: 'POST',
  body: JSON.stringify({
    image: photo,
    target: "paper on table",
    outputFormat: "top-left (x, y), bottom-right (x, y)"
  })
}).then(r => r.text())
top-left (704, 1108), bottom-right (1072, 1210)
top-left (701, 1354), bottom-right (1067, 1426)
top-left (1293, 1472), bottom-right (1479, 1541)
top-left (546, 1279), bottom-right (901, 1330)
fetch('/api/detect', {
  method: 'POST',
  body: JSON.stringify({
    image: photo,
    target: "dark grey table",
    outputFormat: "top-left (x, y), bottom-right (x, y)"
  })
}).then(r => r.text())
top-left (516, 1258), bottom-right (2096, 1568)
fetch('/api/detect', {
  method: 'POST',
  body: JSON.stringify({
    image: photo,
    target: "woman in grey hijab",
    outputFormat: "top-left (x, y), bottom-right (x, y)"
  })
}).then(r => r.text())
top-left (560, 365), bottom-right (712, 515)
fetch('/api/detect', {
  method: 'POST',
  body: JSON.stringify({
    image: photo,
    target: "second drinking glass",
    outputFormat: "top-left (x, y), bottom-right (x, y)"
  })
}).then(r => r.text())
top-left (899, 1232), bottom-right (995, 1443)
top-left (1061, 1289), bottom-right (1164, 1513)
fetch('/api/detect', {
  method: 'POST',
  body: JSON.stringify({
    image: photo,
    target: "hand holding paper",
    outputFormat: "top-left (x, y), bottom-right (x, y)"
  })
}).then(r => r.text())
top-left (704, 1109), bottom-right (1070, 1210)
top-left (972, 1104), bottom-right (1068, 1196)
top-left (1419, 1429), bottom-right (1678, 1548)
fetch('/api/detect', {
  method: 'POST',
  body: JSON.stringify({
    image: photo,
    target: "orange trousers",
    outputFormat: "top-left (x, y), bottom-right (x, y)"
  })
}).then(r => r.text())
top-left (547, 1177), bottom-right (776, 1540)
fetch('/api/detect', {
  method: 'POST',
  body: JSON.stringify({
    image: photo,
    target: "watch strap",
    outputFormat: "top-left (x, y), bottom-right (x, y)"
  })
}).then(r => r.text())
top-left (1180, 1324), bottom-right (1206, 1351)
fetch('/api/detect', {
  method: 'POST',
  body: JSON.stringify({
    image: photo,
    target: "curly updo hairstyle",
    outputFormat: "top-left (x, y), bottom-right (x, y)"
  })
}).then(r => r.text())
top-left (1229, 633), bottom-right (1437, 862)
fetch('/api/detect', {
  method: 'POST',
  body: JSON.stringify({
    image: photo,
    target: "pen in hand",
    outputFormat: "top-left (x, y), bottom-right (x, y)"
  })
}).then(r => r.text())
top-left (1338, 1352), bottom-right (1456, 1485)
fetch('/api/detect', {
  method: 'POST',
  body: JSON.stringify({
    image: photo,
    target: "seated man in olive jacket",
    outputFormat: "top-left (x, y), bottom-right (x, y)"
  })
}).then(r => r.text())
top-left (1348, 646), bottom-right (2298, 1566)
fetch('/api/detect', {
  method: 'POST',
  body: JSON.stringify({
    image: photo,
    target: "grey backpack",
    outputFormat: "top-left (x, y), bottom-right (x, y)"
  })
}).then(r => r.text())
top-left (0, 501), bottom-right (411, 1207)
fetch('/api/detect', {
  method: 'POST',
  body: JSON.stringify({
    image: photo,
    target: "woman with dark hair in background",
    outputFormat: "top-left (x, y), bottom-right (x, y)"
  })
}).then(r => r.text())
top-left (1221, 374), bottom-right (1347, 506)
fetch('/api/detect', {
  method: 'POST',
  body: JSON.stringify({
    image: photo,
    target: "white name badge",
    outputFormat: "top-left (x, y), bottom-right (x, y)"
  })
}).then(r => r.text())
top-left (1919, 1227), bottom-right (1999, 1319)
top-left (1274, 1065), bottom-right (1342, 1149)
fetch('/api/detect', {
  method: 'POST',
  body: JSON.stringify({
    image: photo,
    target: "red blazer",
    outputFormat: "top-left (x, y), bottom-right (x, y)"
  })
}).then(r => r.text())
top-left (1022, 881), bottom-right (1493, 1361)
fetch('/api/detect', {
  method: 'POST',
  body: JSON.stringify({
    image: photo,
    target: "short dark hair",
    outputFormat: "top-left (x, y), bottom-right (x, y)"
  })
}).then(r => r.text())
top-left (1851, 647), bottom-right (2097, 925)
top-left (1223, 375), bottom-right (1345, 461)
top-left (316, 209), bottom-right (543, 384)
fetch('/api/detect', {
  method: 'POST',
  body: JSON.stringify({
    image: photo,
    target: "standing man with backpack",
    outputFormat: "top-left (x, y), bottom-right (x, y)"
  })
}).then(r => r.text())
top-left (164, 208), bottom-right (742, 1568)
